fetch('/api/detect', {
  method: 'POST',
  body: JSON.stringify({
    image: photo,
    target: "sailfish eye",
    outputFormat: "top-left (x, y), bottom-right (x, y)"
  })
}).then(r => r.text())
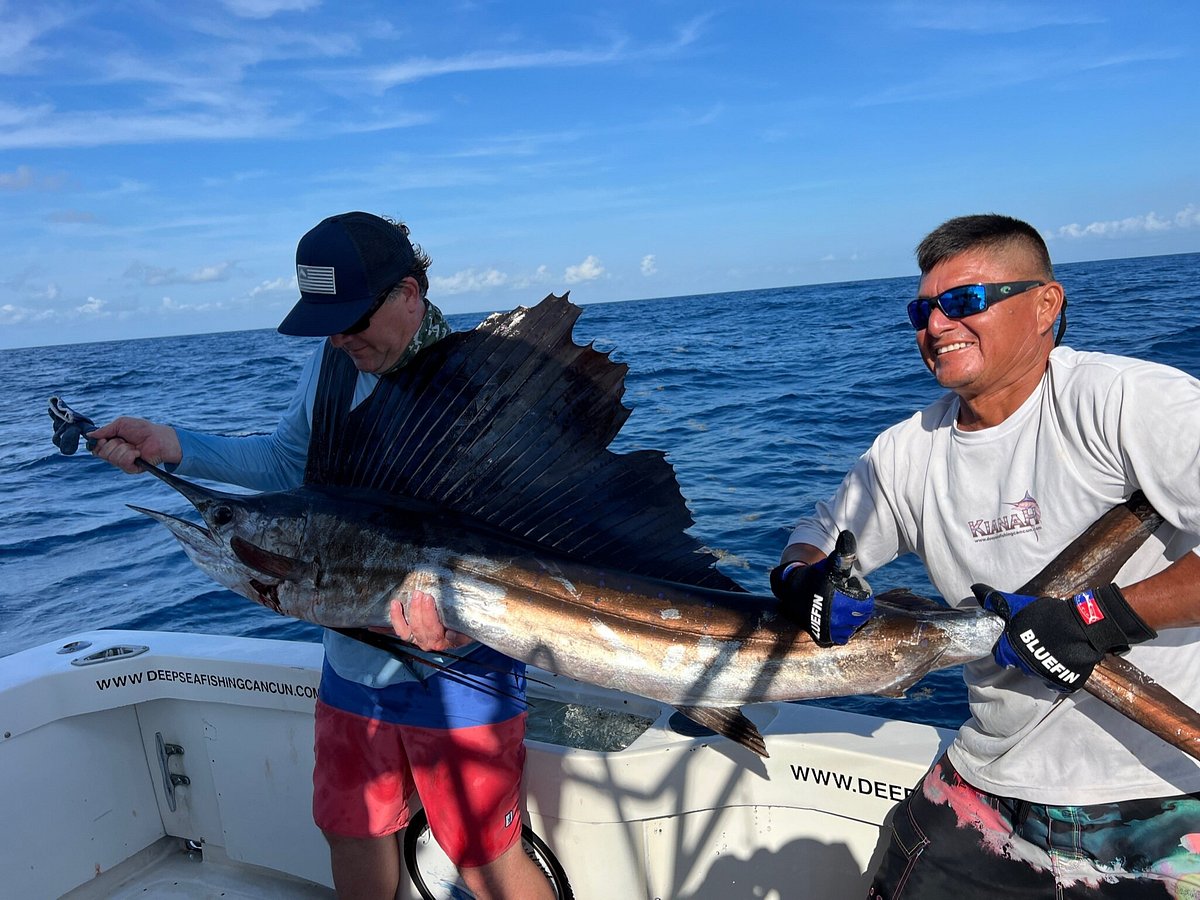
top-left (211, 506), bottom-right (234, 527)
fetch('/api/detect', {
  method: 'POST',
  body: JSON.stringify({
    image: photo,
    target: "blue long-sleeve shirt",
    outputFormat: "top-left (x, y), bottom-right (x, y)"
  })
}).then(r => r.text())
top-left (173, 343), bottom-right (471, 686)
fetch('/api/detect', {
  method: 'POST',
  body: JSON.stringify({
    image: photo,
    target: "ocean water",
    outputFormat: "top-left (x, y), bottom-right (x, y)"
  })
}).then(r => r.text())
top-left (3, 252), bottom-right (1197, 731)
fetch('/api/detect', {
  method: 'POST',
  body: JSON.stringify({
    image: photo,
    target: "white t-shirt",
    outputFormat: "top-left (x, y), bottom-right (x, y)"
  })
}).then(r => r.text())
top-left (788, 346), bottom-right (1200, 804)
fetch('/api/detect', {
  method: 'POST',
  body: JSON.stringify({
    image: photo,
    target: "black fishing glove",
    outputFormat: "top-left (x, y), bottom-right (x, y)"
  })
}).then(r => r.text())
top-left (48, 396), bottom-right (97, 456)
top-left (771, 531), bottom-right (874, 647)
top-left (972, 583), bottom-right (1157, 692)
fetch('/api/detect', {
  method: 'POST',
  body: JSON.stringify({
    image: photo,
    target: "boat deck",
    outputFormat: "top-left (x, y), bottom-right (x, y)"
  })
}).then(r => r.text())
top-left (62, 837), bottom-right (334, 899)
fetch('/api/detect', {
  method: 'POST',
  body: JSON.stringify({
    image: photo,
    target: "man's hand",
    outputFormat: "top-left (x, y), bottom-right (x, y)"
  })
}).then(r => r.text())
top-left (771, 531), bottom-right (875, 646)
top-left (387, 590), bottom-right (472, 652)
top-left (87, 417), bottom-right (182, 474)
top-left (972, 583), bottom-right (1157, 692)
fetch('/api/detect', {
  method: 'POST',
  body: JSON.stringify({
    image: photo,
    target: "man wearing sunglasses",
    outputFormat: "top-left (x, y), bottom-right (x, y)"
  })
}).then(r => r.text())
top-left (87, 212), bottom-right (554, 900)
top-left (773, 214), bottom-right (1200, 897)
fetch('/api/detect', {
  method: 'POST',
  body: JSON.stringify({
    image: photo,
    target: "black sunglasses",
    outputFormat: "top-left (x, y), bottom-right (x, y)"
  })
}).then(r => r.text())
top-left (907, 281), bottom-right (1045, 331)
top-left (340, 279), bottom-right (406, 335)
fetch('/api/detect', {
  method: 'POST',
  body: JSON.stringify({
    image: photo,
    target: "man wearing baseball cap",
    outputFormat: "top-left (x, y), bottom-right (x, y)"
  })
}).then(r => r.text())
top-left (88, 212), bottom-right (554, 900)
top-left (281, 211), bottom-right (450, 374)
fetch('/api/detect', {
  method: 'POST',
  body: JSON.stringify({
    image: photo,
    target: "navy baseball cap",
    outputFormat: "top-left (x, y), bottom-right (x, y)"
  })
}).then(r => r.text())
top-left (278, 211), bottom-right (416, 336)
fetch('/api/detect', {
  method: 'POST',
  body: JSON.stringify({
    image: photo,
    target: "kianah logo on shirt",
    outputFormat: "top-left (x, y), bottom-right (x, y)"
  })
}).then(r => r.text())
top-left (967, 491), bottom-right (1042, 543)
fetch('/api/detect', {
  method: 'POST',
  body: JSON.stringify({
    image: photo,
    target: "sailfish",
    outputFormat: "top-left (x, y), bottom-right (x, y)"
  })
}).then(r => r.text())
top-left (69, 293), bottom-right (1198, 759)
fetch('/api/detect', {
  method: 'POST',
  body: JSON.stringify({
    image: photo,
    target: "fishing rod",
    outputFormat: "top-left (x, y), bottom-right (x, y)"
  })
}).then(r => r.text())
top-left (1016, 492), bottom-right (1200, 760)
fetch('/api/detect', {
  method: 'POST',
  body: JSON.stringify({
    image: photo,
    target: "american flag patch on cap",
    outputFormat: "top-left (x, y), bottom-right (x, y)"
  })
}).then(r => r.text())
top-left (297, 264), bottom-right (336, 294)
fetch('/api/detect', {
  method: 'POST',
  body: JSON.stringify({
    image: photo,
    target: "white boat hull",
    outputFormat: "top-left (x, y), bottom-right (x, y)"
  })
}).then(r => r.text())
top-left (0, 631), bottom-right (951, 899)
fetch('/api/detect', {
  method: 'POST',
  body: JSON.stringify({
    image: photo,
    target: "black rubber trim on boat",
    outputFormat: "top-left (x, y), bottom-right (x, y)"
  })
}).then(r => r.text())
top-left (402, 807), bottom-right (574, 899)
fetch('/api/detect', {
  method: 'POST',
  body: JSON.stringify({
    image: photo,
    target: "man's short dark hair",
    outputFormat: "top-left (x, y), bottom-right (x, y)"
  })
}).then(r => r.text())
top-left (916, 214), bottom-right (1054, 280)
top-left (383, 217), bottom-right (433, 297)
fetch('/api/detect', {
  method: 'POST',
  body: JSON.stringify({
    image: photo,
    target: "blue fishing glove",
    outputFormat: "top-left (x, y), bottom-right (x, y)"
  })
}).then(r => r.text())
top-left (48, 396), bottom-right (97, 456)
top-left (771, 531), bottom-right (875, 646)
top-left (972, 583), bottom-right (1156, 692)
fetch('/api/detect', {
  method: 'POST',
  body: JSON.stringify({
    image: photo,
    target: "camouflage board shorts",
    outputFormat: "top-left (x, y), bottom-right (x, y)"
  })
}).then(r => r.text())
top-left (869, 755), bottom-right (1200, 899)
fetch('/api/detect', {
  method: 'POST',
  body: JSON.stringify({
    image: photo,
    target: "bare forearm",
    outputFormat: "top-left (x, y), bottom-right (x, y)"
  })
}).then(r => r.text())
top-left (1121, 551), bottom-right (1200, 631)
top-left (779, 542), bottom-right (829, 567)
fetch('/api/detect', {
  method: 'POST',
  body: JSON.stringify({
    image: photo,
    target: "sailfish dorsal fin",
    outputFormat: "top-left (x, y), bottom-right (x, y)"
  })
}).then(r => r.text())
top-left (304, 293), bottom-right (744, 592)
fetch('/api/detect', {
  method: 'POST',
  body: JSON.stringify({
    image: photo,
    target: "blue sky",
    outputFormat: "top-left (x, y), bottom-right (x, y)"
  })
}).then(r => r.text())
top-left (2, 1), bottom-right (1197, 349)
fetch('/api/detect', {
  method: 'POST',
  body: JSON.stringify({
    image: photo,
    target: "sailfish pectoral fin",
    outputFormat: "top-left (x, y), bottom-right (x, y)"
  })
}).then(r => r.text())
top-left (230, 535), bottom-right (306, 581)
top-left (675, 705), bottom-right (768, 758)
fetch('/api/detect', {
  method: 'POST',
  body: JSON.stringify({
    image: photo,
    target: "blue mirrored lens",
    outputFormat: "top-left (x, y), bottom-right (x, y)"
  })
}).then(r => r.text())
top-left (939, 284), bottom-right (989, 317)
top-left (907, 299), bottom-right (931, 329)
top-left (908, 285), bottom-right (991, 329)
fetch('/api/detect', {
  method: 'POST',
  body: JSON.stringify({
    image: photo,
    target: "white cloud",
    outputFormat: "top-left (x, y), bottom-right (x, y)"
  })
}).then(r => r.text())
top-left (0, 165), bottom-right (35, 189)
top-left (510, 265), bottom-right (554, 289)
top-left (202, 169), bottom-right (271, 188)
top-left (0, 106), bottom-right (305, 151)
top-left (367, 45), bottom-right (627, 92)
top-left (0, 302), bottom-right (52, 325)
top-left (674, 13), bottom-right (714, 47)
top-left (1174, 205), bottom-right (1200, 228)
top-left (0, 295), bottom-right (106, 325)
top-left (431, 267), bottom-right (510, 295)
top-left (0, 6), bottom-right (71, 75)
top-left (0, 10), bottom-right (705, 155)
top-left (0, 164), bottom-right (64, 191)
top-left (857, 48), bottom-right (1177, 109)
top-left (125, 260), bottom-right (237, 286)
top-left (189, 262), bottom-right (237, 283)
top-left (902, 2), bottom-right (1103, 34)
top-left (250, 277), bottom-right (294, 297)
top-left (159, 295), bottom-right (240, 313)
top-left (362, 17), bottom-right (710, 93)
top-left (564, 255), bottom-right (605, 284)
top-left (640, 254), bottom-right (657, 276)
top-left (1054, 206), bottom-right (1199, 239)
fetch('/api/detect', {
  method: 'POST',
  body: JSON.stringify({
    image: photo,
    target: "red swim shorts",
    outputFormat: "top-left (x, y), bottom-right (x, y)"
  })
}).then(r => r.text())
top-left (312, 650), bottom-right (528, 868)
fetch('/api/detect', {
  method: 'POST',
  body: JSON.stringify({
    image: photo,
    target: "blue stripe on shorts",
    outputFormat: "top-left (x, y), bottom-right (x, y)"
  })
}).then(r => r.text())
top-left (318, 643), bottom-right (527, 730)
